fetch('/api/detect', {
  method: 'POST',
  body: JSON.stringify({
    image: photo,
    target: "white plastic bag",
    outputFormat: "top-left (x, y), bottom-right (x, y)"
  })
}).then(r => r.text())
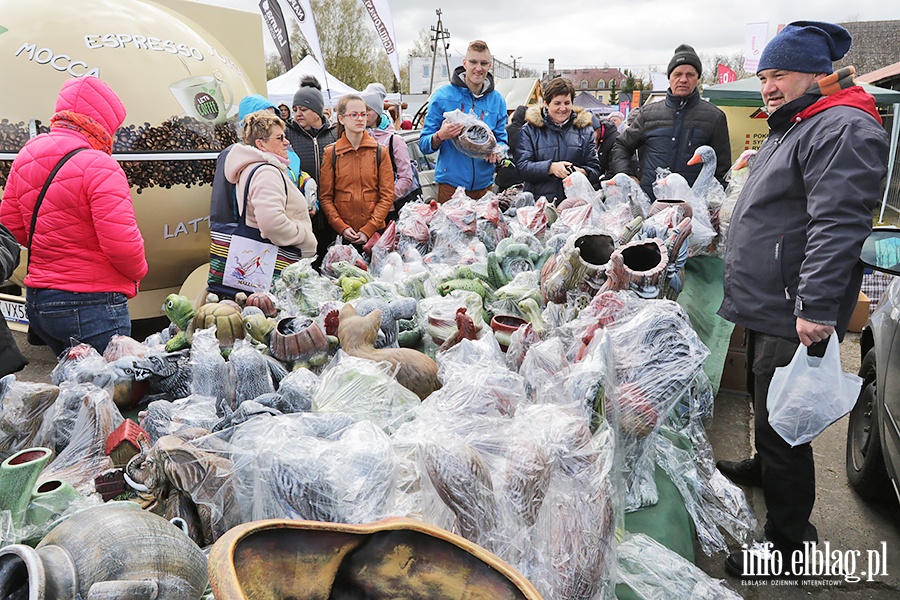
top-left (766, 336), bottom-right (862, 447)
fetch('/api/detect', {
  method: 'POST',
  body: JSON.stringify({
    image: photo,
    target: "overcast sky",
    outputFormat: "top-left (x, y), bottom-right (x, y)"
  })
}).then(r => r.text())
top-left (202, 0), bottom-right (900, 76)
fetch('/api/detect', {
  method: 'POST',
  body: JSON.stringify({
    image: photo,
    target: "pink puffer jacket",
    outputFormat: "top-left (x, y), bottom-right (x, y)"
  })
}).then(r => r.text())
top-left (0, 77), bottom-right (147, 297)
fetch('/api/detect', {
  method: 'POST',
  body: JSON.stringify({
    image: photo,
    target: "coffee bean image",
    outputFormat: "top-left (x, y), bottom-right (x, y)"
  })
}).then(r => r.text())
top-left (0, 115), bottom-right (238, 191)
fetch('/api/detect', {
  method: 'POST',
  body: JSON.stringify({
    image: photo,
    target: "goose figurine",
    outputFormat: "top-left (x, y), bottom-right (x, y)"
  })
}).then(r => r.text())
top-left (685, 145), bottom-right (725, 206)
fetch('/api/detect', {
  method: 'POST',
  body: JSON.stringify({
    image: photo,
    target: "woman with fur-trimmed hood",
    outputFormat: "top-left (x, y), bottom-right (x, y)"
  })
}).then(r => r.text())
top-left (516, 77), bottom-right (600, 202)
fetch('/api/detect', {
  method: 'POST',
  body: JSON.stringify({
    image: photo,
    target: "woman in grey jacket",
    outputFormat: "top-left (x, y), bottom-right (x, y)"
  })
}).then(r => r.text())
top-left (516, 77), bottom-right (600, 202)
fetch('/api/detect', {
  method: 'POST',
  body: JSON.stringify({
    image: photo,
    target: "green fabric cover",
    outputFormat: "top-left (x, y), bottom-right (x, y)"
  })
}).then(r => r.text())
top-left (677, 255), bottom-right (735, 395)
top-left (616, 464), bottom-right (695, 600)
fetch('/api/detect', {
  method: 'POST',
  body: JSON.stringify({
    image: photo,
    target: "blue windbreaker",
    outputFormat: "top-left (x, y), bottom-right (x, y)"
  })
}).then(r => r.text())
top-left (418, 66), bottom-right (508, 191)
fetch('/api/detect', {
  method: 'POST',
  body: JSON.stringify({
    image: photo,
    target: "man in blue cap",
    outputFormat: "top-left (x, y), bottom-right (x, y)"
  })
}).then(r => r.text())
top-left (717, 22), bottom-right (890, 577)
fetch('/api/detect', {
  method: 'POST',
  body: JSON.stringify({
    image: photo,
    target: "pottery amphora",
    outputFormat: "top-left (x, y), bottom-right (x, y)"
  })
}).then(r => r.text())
top-left (0, 502), bottom-right (208, 599)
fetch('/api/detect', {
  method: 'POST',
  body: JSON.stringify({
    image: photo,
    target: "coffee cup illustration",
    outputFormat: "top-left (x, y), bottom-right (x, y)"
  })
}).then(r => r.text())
top-left (169, 75), bottom-right (234, 124)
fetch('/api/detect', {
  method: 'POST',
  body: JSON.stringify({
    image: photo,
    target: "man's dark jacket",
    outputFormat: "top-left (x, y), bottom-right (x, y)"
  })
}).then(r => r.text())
top-left (609, 88), bottom-right (730, 199)
top-left (719, 86), bottom-right (889, 338)
top-left (285, 118), bottom-right (337, 184)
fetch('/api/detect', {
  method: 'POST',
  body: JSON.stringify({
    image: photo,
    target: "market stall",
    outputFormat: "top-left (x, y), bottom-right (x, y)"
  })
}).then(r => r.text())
top-left (0, 159), bottom-right (753, 598)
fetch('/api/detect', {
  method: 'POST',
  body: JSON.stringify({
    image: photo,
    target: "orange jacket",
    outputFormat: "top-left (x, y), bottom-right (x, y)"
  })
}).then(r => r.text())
top-left (319, 132), bottom-right (394, 238)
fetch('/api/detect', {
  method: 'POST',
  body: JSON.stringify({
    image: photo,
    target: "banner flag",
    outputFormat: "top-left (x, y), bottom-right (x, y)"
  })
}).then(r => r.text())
top-left (284, 0), bottom-right (327, 75)
top-left (742, 22), bottom-right (769, 73)
top-left (259, 0), bottom-right (293, 70)
top-left (717, 64), bottom-right (737, 84)
top-left (359, 0), bottom-right (401, 83)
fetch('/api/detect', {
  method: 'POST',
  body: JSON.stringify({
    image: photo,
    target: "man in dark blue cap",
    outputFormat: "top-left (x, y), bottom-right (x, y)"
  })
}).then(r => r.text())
top-left (717, 21), bottom-right (890, 578)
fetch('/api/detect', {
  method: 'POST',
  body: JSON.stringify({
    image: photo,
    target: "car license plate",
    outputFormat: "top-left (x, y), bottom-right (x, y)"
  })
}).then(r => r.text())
top-left (0, 294), bottom-right (28, 327)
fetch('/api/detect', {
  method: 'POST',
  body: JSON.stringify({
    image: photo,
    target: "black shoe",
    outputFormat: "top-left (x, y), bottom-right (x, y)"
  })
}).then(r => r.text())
top-left (725, 540), bottom-right (801, 579)
top-left (716, 456), bottom-right (762, 487)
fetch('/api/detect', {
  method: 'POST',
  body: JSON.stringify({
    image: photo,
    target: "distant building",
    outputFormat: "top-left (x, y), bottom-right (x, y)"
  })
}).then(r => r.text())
top-left (541, 66), bottom-right (628, 104)
top-left (836, 21), bottom-right (900, 76)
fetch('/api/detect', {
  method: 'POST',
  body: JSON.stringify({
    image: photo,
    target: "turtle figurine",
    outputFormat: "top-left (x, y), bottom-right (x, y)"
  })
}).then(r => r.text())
top-left (164, 294), bottom-right (246, 352)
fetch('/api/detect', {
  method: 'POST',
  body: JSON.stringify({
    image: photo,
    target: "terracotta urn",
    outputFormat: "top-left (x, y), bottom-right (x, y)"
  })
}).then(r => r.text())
top-left (270, 317), bottom-right (330, 364)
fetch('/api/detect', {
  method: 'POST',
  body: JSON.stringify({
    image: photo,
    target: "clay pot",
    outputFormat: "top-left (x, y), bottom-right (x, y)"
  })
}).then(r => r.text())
top-left (269, 318), bottom-right (330, 363)
top-left (648, 198), bottom-right (693, 218)
top-left (0, 447), bottom-right (52, 525)
top-left (207, 518), bottom-right (542, 600)
top-left (0, 503), bottom-right (208, 599)
top-left (491, 314), bottom-right (528, 351)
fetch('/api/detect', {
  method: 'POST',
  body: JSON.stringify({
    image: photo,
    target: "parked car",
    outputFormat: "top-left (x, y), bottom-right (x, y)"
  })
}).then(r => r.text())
top-left (398, 129), bottom-right (438, 202)
top-left (847, 226), bottom-right (900, 505)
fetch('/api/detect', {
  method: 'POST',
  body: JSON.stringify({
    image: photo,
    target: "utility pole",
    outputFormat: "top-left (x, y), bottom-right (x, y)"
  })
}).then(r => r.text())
top-left (428, 9), bottom-right (452, 95)
top-left (510, 55), bottom-right (522, 78)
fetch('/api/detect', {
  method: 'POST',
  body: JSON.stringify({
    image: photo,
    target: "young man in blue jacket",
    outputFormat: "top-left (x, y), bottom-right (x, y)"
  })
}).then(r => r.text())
top-left (419, 40), bottom-right (508, 203)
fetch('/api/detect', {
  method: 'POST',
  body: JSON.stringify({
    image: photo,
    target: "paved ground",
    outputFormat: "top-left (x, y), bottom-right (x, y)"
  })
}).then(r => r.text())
top-left (698, 333), bottom-right (900, 598)
top-left (9, 328), bottom-right (900, 598)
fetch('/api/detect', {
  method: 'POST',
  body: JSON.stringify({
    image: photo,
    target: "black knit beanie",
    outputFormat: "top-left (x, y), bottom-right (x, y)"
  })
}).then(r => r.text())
top-left (667, 44), bottom-right (702, 77)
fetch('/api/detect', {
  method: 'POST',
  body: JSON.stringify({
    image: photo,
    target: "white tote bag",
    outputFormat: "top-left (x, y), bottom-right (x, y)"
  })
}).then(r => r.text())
top-left (222, 235), bottom-right (278, 293)
top-left (766, 336), bottom-right (862, 447)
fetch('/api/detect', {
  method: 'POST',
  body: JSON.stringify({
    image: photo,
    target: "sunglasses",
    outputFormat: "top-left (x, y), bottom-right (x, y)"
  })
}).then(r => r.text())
top-left (264, 134), bottom-right (286, 142)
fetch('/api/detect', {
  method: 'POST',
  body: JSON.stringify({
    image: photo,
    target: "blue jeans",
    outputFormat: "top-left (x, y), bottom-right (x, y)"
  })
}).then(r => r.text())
top-left (26, 289), bottom-right (131, 356)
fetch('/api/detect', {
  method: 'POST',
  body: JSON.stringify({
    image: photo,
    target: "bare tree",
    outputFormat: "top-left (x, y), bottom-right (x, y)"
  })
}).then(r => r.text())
top-left (700, 51), bottom-right (748, 85)
top-left (264, 0), bottom-right (396, 92)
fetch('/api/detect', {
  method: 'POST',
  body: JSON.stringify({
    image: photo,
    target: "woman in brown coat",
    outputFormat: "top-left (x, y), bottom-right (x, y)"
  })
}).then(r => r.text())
top-left (319, 94), bottom-right (394, 247)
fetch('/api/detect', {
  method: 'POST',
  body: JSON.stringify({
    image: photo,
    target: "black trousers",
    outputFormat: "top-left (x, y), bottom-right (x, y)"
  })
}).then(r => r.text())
top-left (750, 331), bottom-right (819, 551)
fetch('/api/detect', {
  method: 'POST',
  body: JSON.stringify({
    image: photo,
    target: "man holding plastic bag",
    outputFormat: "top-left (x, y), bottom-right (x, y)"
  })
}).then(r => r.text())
top-left (418, 40), bottom-right (508, 204)
top-left (717, 21), bottom-right (889, 577)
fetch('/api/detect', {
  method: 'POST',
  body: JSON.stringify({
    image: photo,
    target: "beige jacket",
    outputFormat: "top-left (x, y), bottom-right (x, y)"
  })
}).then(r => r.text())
top-left (224, 144), bottom-right (317, 257)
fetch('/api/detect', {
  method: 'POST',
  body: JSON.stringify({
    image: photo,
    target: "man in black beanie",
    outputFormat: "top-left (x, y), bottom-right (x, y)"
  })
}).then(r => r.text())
top-left (609, 43), bottom-right (730, 200)
top-left (284, 75), bottom-right (337, 268)
top-left (717, 21), bottom-right (889, 578)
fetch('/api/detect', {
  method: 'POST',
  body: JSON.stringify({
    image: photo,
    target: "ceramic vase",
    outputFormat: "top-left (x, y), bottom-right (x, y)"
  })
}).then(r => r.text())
top-left (25, 479), bottom-right (82, 532)
top-left (0, 447), bottom-right (52, 525)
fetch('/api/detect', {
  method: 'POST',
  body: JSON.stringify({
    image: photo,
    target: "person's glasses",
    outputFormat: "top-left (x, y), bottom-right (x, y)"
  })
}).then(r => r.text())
top-left (265, 134), bottom-right (286, 142)
top-left (466, 60), bottom-right (491, 68)
top-left (342, 112), bottom-right (367, 120)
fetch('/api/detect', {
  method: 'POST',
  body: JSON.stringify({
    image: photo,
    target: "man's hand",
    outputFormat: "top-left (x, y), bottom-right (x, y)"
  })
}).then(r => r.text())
top-left (356, 231), bottom-right (369, 245)
top-left (796, 317), bottom-right (834, 346)
top-left (486, 152), bottom-right (504, 164)
top-left (433, 119), bottom-right (464, 149)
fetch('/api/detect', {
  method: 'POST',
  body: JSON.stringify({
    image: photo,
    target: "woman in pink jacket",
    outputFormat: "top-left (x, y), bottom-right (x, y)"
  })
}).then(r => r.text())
top-left (0, 76), bottom-right (147, 355)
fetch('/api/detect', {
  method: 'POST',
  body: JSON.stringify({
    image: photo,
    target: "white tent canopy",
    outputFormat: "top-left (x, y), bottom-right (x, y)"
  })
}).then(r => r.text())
top-left (267, 56), bottom-right (358, 107)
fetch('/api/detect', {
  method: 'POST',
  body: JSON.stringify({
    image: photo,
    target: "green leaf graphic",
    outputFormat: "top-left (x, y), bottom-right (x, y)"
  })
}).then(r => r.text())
top-left (0, 26), bottom-right (8, 35)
